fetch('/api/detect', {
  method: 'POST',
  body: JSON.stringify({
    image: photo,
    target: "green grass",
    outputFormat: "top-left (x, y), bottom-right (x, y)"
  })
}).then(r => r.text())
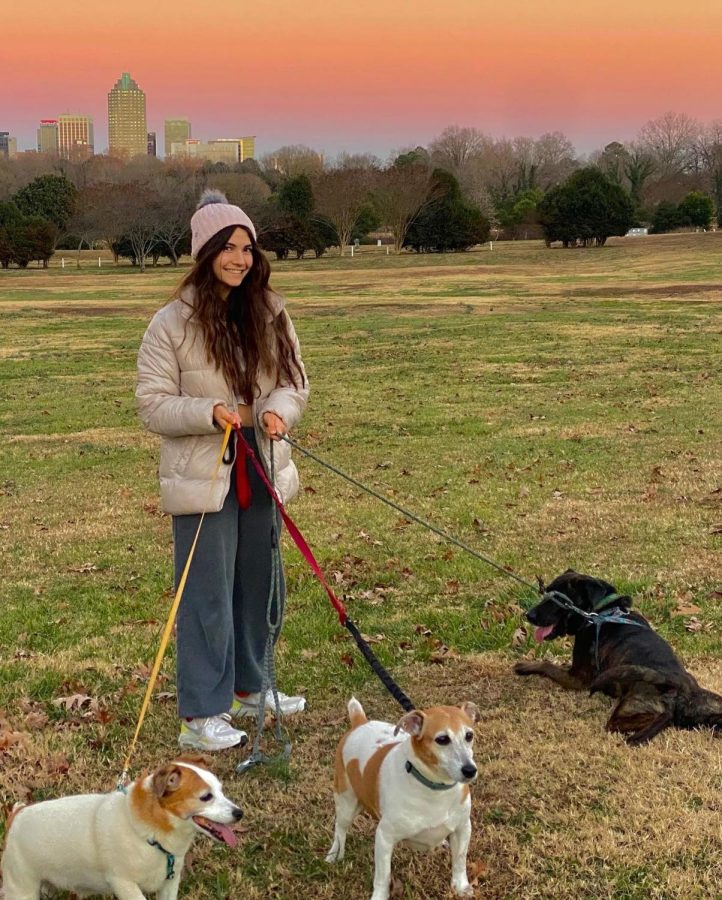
top-left (0, 234), bottom-right (721, 898)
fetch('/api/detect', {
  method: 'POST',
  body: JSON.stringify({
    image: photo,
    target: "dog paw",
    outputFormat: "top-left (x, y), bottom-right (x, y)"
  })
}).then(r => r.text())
top-left (325, 848), bottom-right (343, 864)
top-left (514, 661), bottom-right (541, 676)
top-left (453, 882), bottom-right (474, 896)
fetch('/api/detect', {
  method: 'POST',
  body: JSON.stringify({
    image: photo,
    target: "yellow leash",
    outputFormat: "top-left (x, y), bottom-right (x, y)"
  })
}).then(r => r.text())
top-left (118, 424), bottom-right (234, 787)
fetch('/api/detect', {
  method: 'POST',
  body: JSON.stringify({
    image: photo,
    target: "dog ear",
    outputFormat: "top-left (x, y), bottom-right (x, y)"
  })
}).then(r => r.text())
top-left (616, 593), bottom-right (633, 611)
top-left (152, 764), bottom-right (182, 798)
top-left (458, 701), bottom-right (479, 723)
top-left (394, 710), bottom-right (425, 736)
top-left (176, 753), bottom-right (211, 770)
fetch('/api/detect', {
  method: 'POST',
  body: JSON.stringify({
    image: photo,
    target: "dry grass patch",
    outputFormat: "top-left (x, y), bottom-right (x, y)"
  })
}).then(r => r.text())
top-left (3, 655), bottom-right (722, 898)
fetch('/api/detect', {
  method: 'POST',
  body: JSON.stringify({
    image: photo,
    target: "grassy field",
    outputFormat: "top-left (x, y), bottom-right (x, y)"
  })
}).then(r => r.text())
top-left (0, 233), bottom-right (721, 898)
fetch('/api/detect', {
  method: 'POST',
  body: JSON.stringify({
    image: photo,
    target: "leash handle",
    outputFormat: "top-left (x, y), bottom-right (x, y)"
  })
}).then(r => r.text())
top-left (121, 424), bottom-right (234, 778)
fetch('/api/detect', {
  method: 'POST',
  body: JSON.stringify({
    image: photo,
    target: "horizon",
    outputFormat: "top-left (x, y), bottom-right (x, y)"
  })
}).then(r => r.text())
top-left (4, 0), bottom-right (722, 159)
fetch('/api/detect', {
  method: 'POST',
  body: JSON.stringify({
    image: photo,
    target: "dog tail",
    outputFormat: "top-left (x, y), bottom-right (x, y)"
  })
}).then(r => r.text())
top-left (590, 665), bottom-right (685, 695)
top-left (6, 802), bottom-right (26, 833)
top-left (347, 697), bottom-right (368, 729)
top-left (678, 687), bottom-right (722, 732)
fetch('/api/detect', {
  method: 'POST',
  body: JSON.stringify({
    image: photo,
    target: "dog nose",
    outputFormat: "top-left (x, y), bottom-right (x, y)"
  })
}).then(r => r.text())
top-left (232, 806), bottom-right (243, 821)
top-left (526, 608), bottom-right (538, 625)
top-left (461, 764), bottom-right (477, 780)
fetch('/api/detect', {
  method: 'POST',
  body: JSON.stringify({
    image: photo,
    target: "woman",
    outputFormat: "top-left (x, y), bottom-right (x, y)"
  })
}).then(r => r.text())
top-left (136, 190), bottom-right (309, 751)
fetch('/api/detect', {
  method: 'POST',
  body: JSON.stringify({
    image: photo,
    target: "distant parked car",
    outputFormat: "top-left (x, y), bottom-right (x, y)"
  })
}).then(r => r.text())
top-left (625, 227), bottom-right (649, 237)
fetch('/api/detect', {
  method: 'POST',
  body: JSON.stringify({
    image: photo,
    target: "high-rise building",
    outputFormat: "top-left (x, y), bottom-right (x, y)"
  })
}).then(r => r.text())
top-left (164, 118), bottom-right (191, 158)
top-left (37, 120), bottom-right (59, 155)
top-left (108, 72), bottom-right (147, 158)
top-left (170, 139), bottom-right (244, 165)
top-left (239, 136), bottom-right (255, 161)
top-left (0, 132), bottom-right (9, 157)
top-left (147, 132), bottom-right (157, 157)
top-left (57, 115), bottom-right (94, 160)
top-left (8, 137), bottom-right (17, 158)
top-left (211, 137), bottom-right (256, 162)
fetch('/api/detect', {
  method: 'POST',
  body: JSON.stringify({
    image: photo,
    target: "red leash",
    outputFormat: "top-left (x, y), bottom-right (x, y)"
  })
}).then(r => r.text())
top-left (233, 425), bottom-right (347, 626)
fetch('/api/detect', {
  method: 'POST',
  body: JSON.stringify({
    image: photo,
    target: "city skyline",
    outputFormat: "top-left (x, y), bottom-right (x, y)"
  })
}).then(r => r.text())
top-left (4, 0), bottom-right (722, 159)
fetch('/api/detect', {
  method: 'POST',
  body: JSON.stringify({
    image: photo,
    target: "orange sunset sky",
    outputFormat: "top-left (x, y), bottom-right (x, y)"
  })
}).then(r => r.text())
top-left (3, 0), bottom-right (721, 157)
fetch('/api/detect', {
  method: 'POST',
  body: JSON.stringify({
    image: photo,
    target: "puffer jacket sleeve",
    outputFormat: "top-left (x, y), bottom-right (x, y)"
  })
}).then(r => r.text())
top-left (136, 309), bottom-right (227, 437)
top-left (257, 311), bottom-right (309, 430)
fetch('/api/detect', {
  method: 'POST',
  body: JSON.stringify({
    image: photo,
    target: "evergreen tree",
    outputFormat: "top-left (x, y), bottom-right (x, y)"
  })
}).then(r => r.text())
top-left (538, 167), bottom-right (633, 247)
top-left (405, 170), bottom-right (489, 252)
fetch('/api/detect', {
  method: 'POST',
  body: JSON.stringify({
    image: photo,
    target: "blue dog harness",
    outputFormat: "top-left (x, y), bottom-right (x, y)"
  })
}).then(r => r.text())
top-left (543, 590), bottom-right (647, 674)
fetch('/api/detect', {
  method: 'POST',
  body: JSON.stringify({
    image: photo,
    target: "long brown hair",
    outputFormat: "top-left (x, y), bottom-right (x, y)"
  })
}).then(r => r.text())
top-left (176, 225), bottom-right (305, 403)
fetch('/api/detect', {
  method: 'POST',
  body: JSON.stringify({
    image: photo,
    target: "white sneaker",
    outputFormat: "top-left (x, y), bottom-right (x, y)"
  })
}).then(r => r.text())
top-left (178, 715), bottom-right (248, 751)
top-left (230, 690), bottom-right (306, 719)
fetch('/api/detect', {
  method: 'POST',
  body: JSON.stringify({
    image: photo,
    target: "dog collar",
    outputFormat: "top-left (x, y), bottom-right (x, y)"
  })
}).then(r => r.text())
top-left (592, 592), bottom-right (623, 612)
top-left (405, 760), bottom-right (456, 791)
top-left (147, 839), bottom-right (175, 880)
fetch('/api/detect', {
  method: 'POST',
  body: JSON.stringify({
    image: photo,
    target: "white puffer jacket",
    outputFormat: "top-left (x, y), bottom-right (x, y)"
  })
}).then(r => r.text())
top-left (136, 286), bottom-right (309, 515)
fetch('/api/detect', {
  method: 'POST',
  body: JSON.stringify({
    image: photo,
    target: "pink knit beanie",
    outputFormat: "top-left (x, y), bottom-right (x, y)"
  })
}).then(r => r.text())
top-left (190, 189), bottom-right (257, 258)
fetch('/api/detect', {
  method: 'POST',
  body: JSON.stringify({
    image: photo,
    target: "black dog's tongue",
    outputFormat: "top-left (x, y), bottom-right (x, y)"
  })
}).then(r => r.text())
top-left (534, 625), bottom-right (554, 643)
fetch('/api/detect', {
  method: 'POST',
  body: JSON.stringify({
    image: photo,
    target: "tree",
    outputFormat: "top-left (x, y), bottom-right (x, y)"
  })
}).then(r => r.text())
top-left (312, 168), bottom-right (375, 254)
top-left (538, 168), bottom-right (634, 247)
top-left (623, 144), bottom-right (656, 216)
top-left (639, 112), bottom-right (700, 178)
top-left (405, 170), bottom-right (489, 252)
top-left (0, 201), bottom-right (24, 268)
top-left (152, 172), bottom-right (198, 265)
top-left (13, 174), bottom-right (77, 232)
top-left (203, 172), bottom-right (271, 226)
top-left (650, 201), bottom-right (683, 234)
top-left (278, 175), bottom-right (314, 219)
top-left (429, 126), bottom-right (486, 173)
top-left (115, 185), bottom-right (163, 272)
top-left (261, 145), bottom-right (324, 180)
top-left (497, 188), bottom-right (544, 239)
top-left (371, 163), bottom-right (434, 252)
top-left (18, 218), bottom-right (57, 267)
top-left (677, 191), bottom-right (713, 228)
top-left (697, 122), bottom-right (722, 217)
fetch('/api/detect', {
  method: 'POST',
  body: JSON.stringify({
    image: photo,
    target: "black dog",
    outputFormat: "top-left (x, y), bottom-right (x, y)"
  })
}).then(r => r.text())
top-left (514, 570), bottom-right (722, 745)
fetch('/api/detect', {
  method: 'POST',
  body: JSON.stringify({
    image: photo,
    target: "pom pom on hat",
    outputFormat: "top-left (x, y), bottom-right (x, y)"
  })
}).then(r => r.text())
top-left (190, 189), bottom-right (257, 257)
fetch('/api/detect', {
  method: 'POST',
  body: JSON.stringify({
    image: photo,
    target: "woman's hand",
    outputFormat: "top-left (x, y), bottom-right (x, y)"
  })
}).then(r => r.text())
top-left (213, 403), bottom-right (241, 430)
top-left (262, 412), bottom-right (287, 441)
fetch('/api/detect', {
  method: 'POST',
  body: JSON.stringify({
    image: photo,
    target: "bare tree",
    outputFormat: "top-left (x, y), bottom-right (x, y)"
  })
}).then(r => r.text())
top-left (639, 112), bottom-right (700, 178)
top-left (372, 163), bottom-right (434, 252)
top-left (697, 121), bottom-right (722, 215)
top-left (312, 168), bottom-right (374, 254)
top-left (333, 152), bottom-right (381, 171)
top-left (429, 126), bottom-right (486, 175)
top-left (533, 132), bottom-right (577, 187)
top-left (205, 172), bottom-right (271, 224)
top-left (261, 145), bottom-right (325, 178)
top-left (66, 185), bottom-right (106, 267)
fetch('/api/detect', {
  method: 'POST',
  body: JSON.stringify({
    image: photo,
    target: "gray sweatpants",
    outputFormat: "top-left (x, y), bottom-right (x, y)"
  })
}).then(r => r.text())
top-left (172, 428), bottom-right (284, 719)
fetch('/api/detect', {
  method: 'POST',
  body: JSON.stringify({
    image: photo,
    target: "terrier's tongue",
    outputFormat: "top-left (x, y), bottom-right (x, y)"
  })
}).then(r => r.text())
top-left (215, 824), bottom-right (237, 848)
top-left (534, 625), bottom-right (555, 643)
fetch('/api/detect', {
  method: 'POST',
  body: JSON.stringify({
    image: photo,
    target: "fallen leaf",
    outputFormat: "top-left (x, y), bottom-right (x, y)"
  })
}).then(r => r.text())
top-left (671, 604), bottom-right (702, 617)
top-left (52, 694), bottom-right (94, 712)
top-left (512, 627), bottom-right (527, 648)
top-left (468, 859), bottom-right (489, 885)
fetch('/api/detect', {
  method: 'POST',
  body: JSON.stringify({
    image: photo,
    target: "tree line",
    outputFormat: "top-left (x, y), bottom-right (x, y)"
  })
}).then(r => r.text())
top-left (0, 111), bottom-right (719, 268)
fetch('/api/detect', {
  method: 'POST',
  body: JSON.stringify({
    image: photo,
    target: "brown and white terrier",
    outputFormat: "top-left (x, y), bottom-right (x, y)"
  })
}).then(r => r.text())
top-left (1, 755), bottom-right (242, 900)
top-left (326, 697), bottom-right (479, 900)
